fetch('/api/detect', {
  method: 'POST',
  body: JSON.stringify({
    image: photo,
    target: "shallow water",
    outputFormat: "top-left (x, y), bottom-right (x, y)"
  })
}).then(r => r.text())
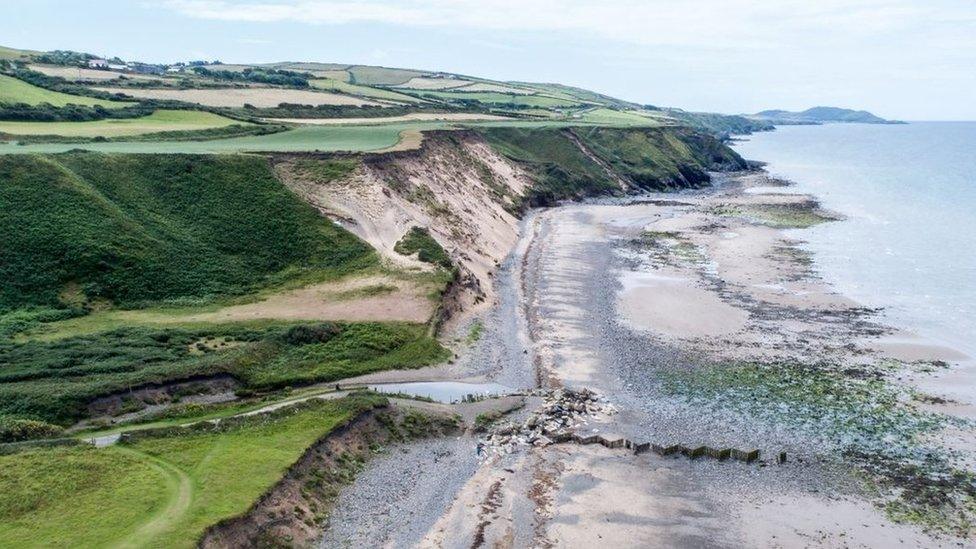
top-left (367, 381), bottom-right (511, 403)
top-left (733, 122), bottom-right (976, 356)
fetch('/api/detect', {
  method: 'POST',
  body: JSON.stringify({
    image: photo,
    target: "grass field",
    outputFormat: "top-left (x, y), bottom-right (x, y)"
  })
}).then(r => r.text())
top-left (310, 78), bottom-right (425, 103)
top-left (395, 76), bottom-right (474, 90)
top-left (0, 445), bottom-right (169, 547)
top-left (0, 116), bottom-right (691, 155)
top-left (0, 46), bottom-right (37, 61)
top-left (577, 108), bottom-right (666, 126)
top-left (0, 74), bottom-right (130, 108)
top-left (0, 122), bottom-right (433, 153)
top-left (413, 90), bottom-right (585, 108)
top-left (92, 86), bottom-right (382, 108)
top-left (0, 395), bottom-right (382, 548)
top-left (347, 66), bottom-right (424, 86)
top-left (0, 109), bottom-right (243, 137)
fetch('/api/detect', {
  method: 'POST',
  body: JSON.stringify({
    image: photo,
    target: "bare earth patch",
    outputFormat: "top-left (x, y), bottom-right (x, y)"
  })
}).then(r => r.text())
top-left (185, 275), bottom-right (434, 323)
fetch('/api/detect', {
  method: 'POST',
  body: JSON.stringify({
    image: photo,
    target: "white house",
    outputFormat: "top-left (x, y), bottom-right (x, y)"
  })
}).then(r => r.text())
top-left (88, 59), bottom-right (108, 69)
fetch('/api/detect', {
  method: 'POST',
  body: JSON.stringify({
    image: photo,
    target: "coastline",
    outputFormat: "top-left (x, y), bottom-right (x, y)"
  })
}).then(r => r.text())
top-left (315, 165), bottom-right (976, 546)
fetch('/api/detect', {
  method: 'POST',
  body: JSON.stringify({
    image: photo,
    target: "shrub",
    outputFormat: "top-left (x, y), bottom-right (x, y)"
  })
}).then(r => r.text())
top-left (0, 417), bottom-right (64, 443)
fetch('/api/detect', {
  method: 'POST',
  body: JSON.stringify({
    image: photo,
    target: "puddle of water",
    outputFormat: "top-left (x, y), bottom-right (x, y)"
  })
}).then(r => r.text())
top-left (367, 381), bottom-right (512, 403)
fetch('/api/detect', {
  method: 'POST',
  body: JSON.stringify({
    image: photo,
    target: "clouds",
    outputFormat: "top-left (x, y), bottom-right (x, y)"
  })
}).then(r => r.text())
top-left (161, 0), bottom-right (973, 50)
top-left (147, 0), bottom-right (976, 118)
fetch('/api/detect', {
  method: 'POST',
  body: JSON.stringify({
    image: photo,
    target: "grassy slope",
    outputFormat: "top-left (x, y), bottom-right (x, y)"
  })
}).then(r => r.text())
top-left (0, 109), bottom-right (242, 137)
top-left (0, 153), bottom-right (373, 312)
top-left (347, 66), bottom-right (424, 86)
top-left (0, 74), bottom-right (128, 108)
top-left (478, 126), bottom-right (746, 205)
top-left (0, 445), bottom-right (167, 547)
top-left (310, 78), bottom-right (425, 104)
top-left (0, 396), bottom-right (381, 548)
top-left (0, 321), bottom-right (445, 425)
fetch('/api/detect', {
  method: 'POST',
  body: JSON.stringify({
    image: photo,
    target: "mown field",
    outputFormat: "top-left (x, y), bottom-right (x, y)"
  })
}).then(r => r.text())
top-left (0, 109), bottom-right (242, 137)
top-left (0, 395), bottom-right (383, 548)
top-left (0, 74), bottom-right (129, 108)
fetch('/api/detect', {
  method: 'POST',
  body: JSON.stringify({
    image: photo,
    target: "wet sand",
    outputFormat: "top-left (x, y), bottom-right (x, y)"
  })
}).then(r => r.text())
top-left (320, 171), bottom-right (975, 547)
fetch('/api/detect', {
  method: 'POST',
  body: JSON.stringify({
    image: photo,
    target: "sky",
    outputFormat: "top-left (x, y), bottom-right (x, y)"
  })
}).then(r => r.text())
top-left (4, 0), bottom-right (975, 120)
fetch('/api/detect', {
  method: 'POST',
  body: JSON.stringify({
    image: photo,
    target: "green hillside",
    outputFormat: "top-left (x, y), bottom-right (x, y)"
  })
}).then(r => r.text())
top-left (0, 153), bottom-right (373, 313)
top-left (478, 126), bottom-right (747, 205)
top-left (0, 74), bottom-right (128, 108)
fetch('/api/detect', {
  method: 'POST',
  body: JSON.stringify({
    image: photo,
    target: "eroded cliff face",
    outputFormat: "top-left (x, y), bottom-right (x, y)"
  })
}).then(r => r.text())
top-left (275, 131), bottom-right (532, 327)
top-left (274, 127), bottom-right (746, 331)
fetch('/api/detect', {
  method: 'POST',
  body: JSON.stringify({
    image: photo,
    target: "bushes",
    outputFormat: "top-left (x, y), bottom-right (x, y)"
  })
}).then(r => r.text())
top-left (191, 66), bottom-right (311, 87)
top-left (0, 102), bottom-right (154, 122)
top-left (394, 227), bottom-right (453, 269)
top-left (0, 418), bottom-right (64, 443)
top-left (280, 323), bottom-right (341, 345)
top-left (0, 153), bottom-right (374, 312)
top-left (0, 322), bottom-right (447, 425)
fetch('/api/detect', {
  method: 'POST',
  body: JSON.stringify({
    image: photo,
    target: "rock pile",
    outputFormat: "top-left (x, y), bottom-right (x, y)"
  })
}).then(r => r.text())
top-left (479, 388), bottom-right (615, 456)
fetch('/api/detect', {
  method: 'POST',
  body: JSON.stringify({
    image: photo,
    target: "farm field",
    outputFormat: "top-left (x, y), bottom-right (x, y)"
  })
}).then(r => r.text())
top-left (0, 74), bottom-right (130, 108)
top-left (577, 107), bottom-right (667, 126)
top-left (0, 396), bottom-right (382, 548)
top-left (27, 64), bottom-right (164, 82)
top-left (92, 86), bottom-right (383, 107)
top-left (412, 89), bottom-right (586, 108)
top-left (309, 78), bottom-right (425, 103)
top-left (0, 116), bottom-right (671, 154)
top-left (347, 65), bottom-right (424, 86)
top-left (267, 112), bottom-right (512, 125)
top-left (395, 76), bottom-right (474, 90)
top-left (0, 109), bottom-right (243, 137)
top-left (0, 122), bottom-right (437, 153)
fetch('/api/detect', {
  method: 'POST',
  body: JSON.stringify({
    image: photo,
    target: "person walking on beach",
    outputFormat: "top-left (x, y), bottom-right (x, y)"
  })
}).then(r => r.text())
top-left (476, 442), bottom-right (484, 457)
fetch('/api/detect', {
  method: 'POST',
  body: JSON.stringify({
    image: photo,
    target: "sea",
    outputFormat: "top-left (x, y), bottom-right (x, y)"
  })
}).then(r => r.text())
top-left (732, 122), bottom-right (976, 357)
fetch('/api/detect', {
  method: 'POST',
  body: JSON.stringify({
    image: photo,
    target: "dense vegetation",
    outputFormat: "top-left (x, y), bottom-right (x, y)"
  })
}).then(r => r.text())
top-left (479, 126), bottom-right (747, 206)
top-left (0, 102), bottom-right (153, 122)
top-left (0, 153), bottom-right (373, 313)
top-left (394, 227), bottom-right (453, 269)
top-left (191, 66), bottom-right (311, 87)
top-left (0, 321), bottom-right (446, 425)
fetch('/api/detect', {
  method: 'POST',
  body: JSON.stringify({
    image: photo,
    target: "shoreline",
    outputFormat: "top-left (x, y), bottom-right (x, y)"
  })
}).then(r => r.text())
top-left (317, 166), bottom-right (976, 546)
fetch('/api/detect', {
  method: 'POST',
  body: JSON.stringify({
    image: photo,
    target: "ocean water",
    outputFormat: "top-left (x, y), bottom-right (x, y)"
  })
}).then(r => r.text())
top-left (732, 122), bottom-right (976, 356)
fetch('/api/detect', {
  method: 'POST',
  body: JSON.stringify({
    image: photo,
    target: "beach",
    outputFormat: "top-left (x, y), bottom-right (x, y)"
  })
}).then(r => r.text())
top-left (317, 163), bottom-right (975, 547)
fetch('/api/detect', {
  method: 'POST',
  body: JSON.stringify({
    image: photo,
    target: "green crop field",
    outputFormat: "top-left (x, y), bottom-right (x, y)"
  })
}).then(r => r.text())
top-left (310, 78), bottom-right (425, 104)
top-left (0, 396), bottom-right (382, 548)
top-left (577, 108), bottom-right (666, 126)
top-left (347, 65), bottom-right (424, 86)
top-left (416, 90), bottom-right (585, 108)
top-left (0, 74), bottom-right (129, 108)
top-left (0, 123), bottom-right (430, 154)
top-left (0, 109), bottom-right (243, 137)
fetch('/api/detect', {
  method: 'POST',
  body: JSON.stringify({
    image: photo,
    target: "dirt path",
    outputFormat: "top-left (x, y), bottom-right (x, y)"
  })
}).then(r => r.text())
top-left (110, 447), bottom-right (192, 549)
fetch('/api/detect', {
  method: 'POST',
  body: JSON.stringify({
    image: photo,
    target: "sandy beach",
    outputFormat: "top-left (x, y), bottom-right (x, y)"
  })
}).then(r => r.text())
top-left (318, 169), bottom-right (975, 547)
